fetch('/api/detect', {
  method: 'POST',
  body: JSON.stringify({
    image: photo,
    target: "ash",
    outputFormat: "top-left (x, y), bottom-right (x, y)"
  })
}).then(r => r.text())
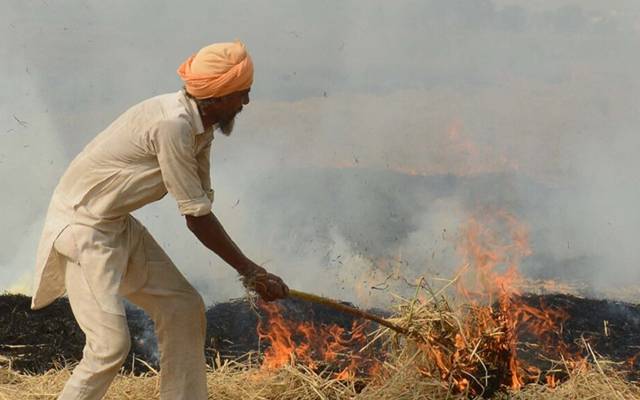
top-left (1, 293), bottom-right (639, 377)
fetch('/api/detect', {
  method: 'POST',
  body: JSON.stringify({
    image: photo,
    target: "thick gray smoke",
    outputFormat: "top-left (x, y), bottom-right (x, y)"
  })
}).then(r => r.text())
top-left (2, 1), bottom-right (639, 306)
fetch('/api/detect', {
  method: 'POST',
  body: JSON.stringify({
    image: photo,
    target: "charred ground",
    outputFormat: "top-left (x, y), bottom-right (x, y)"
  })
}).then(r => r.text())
top-left (1, 292), bottom-right (639, 379)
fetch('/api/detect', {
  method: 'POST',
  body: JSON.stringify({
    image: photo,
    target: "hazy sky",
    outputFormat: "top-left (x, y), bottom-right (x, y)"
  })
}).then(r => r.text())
top-left (2, 1), bottom-right (639, 305)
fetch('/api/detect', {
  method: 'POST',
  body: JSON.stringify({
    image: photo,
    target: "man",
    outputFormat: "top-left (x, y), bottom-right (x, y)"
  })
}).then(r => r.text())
top-left (31, 41), bottom-right (289, 400)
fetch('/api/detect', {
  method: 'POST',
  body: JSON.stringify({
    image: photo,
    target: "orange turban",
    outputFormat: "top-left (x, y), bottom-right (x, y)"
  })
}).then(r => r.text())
top-left (177, 41), bottom-right (254, 99)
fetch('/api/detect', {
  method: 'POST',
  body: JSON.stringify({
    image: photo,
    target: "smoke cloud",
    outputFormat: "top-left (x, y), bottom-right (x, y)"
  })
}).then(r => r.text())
top-left (2, 1), bottom-right (639, 306)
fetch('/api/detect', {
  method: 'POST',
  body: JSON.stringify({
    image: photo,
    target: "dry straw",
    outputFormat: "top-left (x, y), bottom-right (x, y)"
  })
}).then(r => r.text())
top-left (1, 357), bottom-right (638, 399)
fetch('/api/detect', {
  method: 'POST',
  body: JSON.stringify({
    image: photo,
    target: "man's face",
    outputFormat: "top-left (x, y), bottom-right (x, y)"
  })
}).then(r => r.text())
top-left (196, 88), bottom-right (251, 136)
top-left (217, 89), bottom-right (250, 136)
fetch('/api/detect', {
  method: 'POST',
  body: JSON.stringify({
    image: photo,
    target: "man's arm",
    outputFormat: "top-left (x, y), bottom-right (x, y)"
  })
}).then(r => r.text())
top-left (150, 120), bottom-right (287, 300)
top-left (185, 212), bottom-right (252, 274)
top-left (185, 211), bottom-right (288, 300)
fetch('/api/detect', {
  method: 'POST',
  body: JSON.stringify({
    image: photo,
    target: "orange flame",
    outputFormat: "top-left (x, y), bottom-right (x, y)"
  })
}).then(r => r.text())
top-left (255, 208), bottom-right (578, 393)
top-left (256, 301), bottom-right (378, 380)
top-left (451, 210), bottom-right (572, 390)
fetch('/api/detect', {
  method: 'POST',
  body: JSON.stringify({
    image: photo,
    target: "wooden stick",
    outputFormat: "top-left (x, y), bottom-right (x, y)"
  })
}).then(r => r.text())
top-left (288, 289), bottom-right (409, 335)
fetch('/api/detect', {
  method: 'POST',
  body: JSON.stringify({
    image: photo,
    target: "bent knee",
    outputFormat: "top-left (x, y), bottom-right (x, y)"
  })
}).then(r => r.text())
top-left (165, 289), bottom-right (205, 325)
top-left (86, 332), bottom-right (131, 367)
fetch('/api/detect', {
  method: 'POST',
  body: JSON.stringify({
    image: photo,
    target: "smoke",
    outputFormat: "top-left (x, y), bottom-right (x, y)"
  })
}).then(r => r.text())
top-left (200, 77), bottom-right (640, 303)
top-left (2, 1), bottom-right (640, 306)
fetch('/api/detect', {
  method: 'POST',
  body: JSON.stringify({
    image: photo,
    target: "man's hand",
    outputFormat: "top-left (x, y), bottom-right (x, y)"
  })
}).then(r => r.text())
top-left (241, 264), bottom-right (289, 302)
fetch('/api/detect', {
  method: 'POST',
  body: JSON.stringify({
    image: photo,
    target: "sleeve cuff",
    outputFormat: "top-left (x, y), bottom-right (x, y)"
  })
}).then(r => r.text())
top-left (205, 189), bottom-right (214, 203)
top-left (177, 195), bottom-right (212, 217)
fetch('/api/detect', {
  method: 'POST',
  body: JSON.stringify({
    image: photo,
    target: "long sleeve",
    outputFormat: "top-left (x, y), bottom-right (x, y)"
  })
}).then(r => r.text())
top-left (196, 140), bottom-right (214, 203)
top-left (150, 119), bottom-right (212, 216)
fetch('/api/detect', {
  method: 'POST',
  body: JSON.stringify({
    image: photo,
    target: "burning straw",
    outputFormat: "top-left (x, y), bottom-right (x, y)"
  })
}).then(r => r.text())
top-left (1, 327), bottom-right (639, 400)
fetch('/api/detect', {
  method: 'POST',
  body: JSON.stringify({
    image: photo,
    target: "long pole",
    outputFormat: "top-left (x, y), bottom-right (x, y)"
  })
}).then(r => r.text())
top-left (288, 289), bottom-right (409, 335)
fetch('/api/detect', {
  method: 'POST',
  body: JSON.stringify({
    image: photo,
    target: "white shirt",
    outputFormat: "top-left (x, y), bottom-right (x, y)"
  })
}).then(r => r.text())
top-left (32, 90), bottom-right (214, 311)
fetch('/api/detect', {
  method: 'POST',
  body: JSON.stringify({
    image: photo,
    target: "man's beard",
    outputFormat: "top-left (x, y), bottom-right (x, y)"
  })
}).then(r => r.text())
top-left (219, 116), bottom-right (235, 136)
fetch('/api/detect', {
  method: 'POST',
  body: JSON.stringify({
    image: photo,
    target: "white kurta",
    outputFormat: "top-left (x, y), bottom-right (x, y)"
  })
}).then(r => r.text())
top-left (31, 90), bottom-right (214, 315)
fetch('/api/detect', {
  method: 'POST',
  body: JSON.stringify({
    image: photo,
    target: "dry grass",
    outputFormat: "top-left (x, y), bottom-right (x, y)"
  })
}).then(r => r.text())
top-left (1, 357), bottom-right (639, 400)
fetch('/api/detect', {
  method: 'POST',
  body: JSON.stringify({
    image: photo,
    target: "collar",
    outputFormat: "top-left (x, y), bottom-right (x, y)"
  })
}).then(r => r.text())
top-left (180, 89), bottom-right (206, 135)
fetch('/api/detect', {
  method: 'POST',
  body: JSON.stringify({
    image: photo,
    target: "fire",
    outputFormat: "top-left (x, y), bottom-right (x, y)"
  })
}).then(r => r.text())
top-left (254, 208), bottom-right (578, 394)
top-left (387, 209), bottom-right (577, 395)
top-left (456, 210), bottom-right (530, 298)
top-left (451, 210), bottom-right (571, 390)
top-left (256, 301), bottom-right (378, 380)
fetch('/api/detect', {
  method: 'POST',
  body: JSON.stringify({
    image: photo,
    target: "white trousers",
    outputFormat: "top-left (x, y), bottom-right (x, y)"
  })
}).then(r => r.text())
top-left (55, 224), bottom-right (208, 400)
